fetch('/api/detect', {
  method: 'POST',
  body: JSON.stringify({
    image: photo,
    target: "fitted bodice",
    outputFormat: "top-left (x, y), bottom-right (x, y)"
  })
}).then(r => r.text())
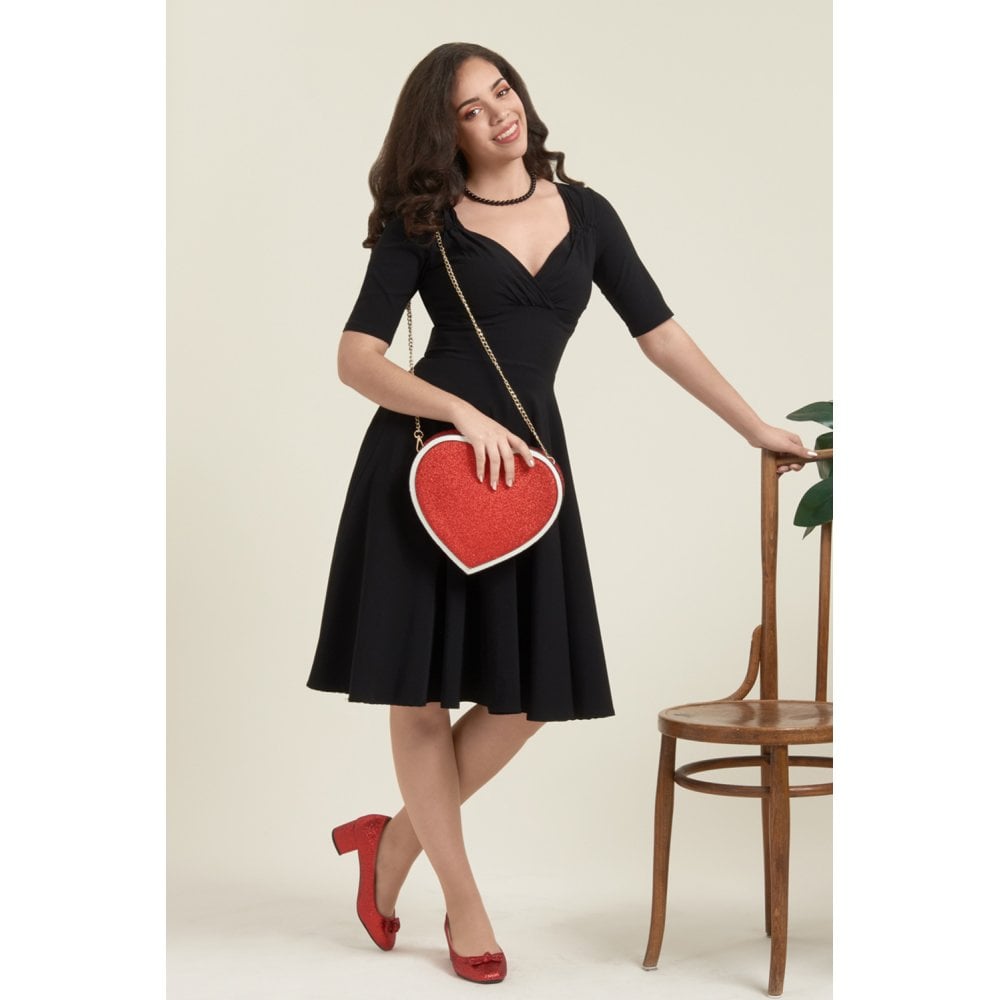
top-left (346, 184), bottom-right (673, 411)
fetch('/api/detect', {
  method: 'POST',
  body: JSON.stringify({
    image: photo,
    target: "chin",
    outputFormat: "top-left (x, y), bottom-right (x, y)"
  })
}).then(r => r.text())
top-left (501, 136), bottom-right (529, 159)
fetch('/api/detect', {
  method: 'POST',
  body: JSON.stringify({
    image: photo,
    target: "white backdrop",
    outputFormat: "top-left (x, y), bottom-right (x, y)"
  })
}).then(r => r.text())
top-left (167, 0), bottom-right (831, 994)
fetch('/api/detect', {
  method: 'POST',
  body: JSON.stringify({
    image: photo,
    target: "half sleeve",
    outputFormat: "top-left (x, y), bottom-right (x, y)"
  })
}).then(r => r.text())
top-left (591, 190), bottom-right (673, 337)
top-left (344, 218), bottom-right (427, 345)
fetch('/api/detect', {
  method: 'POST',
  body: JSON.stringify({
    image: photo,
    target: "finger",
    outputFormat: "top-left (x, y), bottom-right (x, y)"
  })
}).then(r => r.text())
top-left (499, 442), bottom-right (516, 488)
top-left (487, 442), bottom-right (501, 490)
top-left (510, 436), bottom-right (535, 468)
top-left (474, 442), bottom-right (486, 483)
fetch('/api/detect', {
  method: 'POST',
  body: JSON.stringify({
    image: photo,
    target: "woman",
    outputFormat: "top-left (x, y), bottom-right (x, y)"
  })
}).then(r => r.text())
top-left (308, 42), bottom-right (813, 984)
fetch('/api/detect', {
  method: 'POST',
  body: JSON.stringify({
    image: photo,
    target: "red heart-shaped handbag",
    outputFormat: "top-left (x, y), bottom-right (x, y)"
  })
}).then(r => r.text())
top-left (409, 432), bottom-right (563, 574)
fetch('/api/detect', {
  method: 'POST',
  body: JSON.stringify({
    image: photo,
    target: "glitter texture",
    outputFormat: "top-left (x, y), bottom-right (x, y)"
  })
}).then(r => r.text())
top-left (410, 433), bottom-right (563, 574)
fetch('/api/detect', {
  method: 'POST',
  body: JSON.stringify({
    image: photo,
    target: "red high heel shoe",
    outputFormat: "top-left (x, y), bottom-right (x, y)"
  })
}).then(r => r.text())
top-left (331, 814), bottom-right (400, 951)
top-left (444, 915), bottom-right (507, 984)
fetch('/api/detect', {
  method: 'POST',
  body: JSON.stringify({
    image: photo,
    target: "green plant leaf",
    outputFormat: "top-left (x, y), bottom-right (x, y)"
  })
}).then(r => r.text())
top-left (815, 431), bottom-right (833, 479)
top-left (786, 401), bottom-right (833, 428)
top-left (793, 476), bottom-right (833, 528)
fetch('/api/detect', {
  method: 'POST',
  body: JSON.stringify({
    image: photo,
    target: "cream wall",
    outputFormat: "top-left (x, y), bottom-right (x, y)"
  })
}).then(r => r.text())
top-left (168, 0), bottom-right (830, 937)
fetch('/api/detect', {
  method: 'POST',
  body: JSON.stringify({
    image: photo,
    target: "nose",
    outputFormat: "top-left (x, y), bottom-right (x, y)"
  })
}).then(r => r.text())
top-left (489, 104), bottom-right (509, 125)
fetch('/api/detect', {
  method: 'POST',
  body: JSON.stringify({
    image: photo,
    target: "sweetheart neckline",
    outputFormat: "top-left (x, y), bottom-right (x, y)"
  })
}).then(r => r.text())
top-left (449, 184), bottom-right (573, 281)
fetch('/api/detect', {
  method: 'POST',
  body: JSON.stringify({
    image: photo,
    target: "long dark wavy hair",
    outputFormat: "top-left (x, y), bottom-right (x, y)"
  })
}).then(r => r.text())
top-left (363, 42), bottom-right (582, 247)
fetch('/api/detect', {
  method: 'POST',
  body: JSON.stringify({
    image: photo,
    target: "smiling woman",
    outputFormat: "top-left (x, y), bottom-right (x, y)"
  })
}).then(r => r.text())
top-left (306, 40), bottom-right (815, 985)
top-left (361, 43), bottom-right (579, 247)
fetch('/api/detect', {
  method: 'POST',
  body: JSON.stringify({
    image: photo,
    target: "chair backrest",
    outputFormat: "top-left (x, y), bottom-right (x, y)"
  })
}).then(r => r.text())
top-left (759, 449), bottom-right (833, 703)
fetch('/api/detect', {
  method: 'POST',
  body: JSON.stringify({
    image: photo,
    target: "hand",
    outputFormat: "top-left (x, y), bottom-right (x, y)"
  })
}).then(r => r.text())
top-left (746, 424), bottom-right (817, 475)
top-left (451, 403), bottom-right (535, 490)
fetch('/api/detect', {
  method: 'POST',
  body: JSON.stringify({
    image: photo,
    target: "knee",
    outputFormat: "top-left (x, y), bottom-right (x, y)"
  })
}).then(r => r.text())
top-left (391, 703), bottom-right (452, 739)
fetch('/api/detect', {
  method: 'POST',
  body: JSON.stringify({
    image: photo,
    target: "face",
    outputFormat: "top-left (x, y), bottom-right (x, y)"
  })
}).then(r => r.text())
top-left (450, 57), bottom-right (529, 170)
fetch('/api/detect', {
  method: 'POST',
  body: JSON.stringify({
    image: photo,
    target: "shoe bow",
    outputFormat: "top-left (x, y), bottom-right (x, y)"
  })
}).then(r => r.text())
top-left (468, 951), bottom-right (504, 966)
top-left (383, 916), bottom-right (401, 933)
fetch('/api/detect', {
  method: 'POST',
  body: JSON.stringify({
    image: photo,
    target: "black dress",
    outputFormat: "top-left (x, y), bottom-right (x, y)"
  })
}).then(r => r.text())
top-left (307, 184), bottom-right (672, 721)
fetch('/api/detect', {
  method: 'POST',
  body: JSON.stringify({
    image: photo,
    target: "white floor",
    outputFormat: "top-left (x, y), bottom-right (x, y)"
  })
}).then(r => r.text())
top-left (168, 871), bottom-right (831, 1000)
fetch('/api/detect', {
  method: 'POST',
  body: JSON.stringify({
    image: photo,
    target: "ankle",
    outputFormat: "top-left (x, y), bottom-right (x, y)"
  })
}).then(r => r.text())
top-left (378, 818), bottom-right (419, 875)
top-left (442, 892), bottom-right (487, 924)
top-left (383, 813), bottom-right (422, 867)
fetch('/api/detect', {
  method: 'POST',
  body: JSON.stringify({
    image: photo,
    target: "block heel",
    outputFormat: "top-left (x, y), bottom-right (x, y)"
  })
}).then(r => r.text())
top-left (331, 820), bottom-right (358, 855)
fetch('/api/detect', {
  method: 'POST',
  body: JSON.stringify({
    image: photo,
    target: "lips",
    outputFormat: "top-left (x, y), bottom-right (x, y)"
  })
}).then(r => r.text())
top-left (493, 120), bottom-right (520, 144)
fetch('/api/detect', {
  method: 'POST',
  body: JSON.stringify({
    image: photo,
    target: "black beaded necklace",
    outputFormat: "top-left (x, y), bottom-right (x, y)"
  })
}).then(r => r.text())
top-left (463, 172), bottom-right (537, 207)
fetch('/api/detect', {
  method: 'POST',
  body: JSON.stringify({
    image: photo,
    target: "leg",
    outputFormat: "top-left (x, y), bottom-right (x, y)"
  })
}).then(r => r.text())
top-left (375, 704), bottom-right (544, 917)
top-left (642, 735), bottom-right (677, 970)
top-left (385, 703), bottom-right (542, 955)
top-left (761, 746), bottom-right (773, 936)
top-left (766, 745), bottom-right (790, 997)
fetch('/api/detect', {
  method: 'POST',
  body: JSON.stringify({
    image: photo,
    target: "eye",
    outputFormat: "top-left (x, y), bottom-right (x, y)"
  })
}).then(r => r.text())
top-left (463, 106), bottom-right (482, 121)
top-left (496, 86), bottom-right (511, 99)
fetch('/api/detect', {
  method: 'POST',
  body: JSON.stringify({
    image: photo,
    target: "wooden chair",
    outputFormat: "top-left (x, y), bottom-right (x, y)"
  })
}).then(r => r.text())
top-left (641, 448), bottom-right (833, 997)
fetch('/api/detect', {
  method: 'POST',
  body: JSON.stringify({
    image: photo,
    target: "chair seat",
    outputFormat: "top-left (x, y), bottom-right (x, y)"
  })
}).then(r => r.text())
top-left (658, 699), bottom-right (832, 745)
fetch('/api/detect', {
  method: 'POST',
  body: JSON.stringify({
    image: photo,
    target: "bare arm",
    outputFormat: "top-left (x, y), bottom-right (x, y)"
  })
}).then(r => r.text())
top-left (338, 329), bottom-right (534, 488)
top-left (635, 318), bottom-right (815, 471)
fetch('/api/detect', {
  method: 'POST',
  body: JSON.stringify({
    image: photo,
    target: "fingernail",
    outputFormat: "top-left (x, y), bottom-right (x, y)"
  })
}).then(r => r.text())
top-left (491, 482), bottom-right (497, 491)
top-left (807, 451), bottom-right (818, 457)
top-left (478, 474), bottom-right (483, 482)
top-left (506, 478), bottom-right (513, 488)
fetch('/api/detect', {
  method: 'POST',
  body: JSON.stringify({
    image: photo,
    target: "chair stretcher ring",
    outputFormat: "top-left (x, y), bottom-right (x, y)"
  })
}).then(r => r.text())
top-left (673, 754), bottom-right (833, 798)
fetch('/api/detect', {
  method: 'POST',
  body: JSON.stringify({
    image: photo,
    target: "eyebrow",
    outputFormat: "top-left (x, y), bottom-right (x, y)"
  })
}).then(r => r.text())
top-left (455, 77), bottom-right (507, 112)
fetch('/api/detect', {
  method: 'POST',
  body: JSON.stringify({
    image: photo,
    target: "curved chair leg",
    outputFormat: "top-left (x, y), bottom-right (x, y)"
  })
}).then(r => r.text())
top-left (766, 746), bottom-right (790, 997)
top-left (761, 746), bottom-right (772, 936)
top-left (642, 735), bottom-right (677, 970)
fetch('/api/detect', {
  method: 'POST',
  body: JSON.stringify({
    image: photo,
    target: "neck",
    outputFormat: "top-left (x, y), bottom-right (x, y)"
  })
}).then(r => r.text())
top-left (464, 160), bottom-right (532, 201)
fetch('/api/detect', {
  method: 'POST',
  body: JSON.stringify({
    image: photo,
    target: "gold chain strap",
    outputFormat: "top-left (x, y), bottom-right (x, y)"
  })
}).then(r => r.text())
top-left (406, 299), bottom-right (424, 451)
top-left (431, 231), bottom-right (551, 458)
